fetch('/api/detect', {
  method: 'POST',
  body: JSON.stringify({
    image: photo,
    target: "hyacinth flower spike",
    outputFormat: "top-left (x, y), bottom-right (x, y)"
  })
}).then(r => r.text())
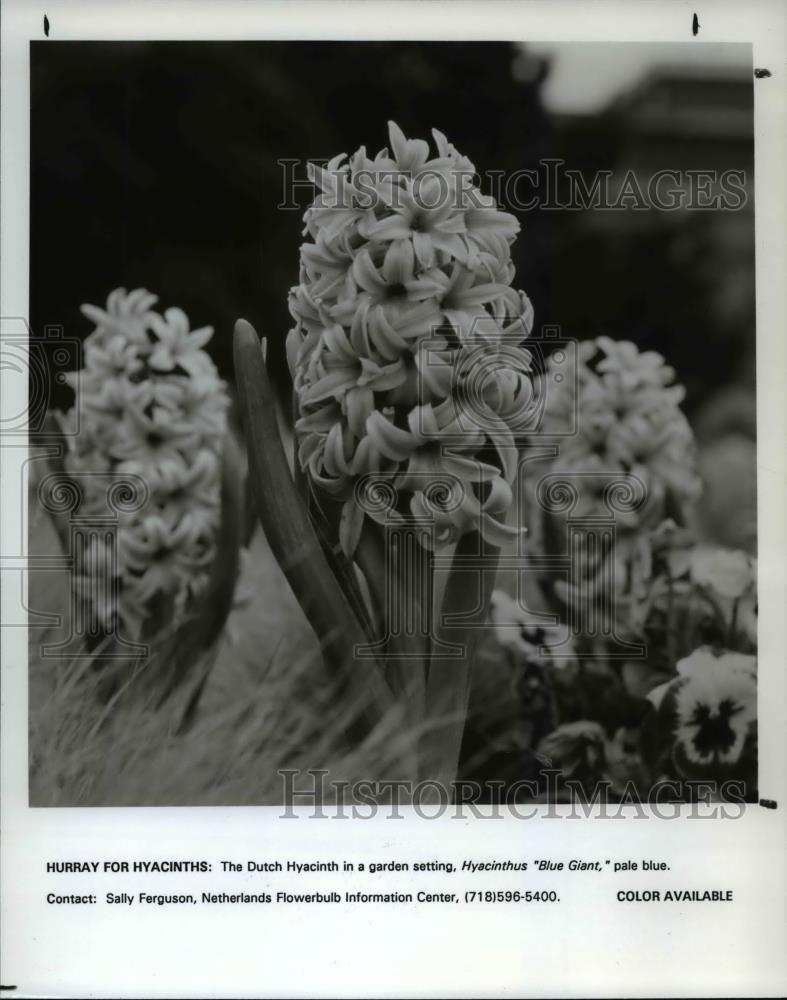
top-left (240, 123), bottom-right (531, 790)
top-left (44, 288), bottom-right (244, 721)
top-left (534, 336), bottom-right (702, 630)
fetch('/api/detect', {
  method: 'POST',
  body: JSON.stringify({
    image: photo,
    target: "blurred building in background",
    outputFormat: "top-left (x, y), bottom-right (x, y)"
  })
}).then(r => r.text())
top-left (523, 46), bottom-right (755, 407)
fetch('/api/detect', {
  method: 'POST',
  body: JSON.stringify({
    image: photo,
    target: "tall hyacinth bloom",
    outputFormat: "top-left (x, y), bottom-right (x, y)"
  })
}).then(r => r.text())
top-left (60, 288), bottom-right (229, 639)
top-left (286, 121), bottom-right (533, 555)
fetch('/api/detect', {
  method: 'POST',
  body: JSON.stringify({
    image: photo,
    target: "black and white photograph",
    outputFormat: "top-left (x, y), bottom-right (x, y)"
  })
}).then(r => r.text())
top-left (2, 2), bottom-right (786, 997)
top-left (26, 37), bottom-right (759, 807)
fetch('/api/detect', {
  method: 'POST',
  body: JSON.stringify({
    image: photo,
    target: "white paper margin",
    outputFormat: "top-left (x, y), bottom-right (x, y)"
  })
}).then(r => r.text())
top-left (2, 2), bottom-right (785, 997)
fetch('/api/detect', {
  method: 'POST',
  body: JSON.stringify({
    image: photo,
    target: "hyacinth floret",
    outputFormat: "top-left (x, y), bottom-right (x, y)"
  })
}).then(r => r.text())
top-left (287, 121), bottom-right (534, 555)
top-left (61, 288), bottom-right (229, 638)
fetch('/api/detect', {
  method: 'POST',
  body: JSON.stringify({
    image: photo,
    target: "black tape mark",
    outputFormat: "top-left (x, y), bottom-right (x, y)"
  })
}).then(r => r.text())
top-left (759, 798), bottom-right (778, 809)
top-left (692, 13), bottom-right (699, 36)
top-left (0, 987), bottom-right (18, 992)
top-left (754, 68), bottom-right (772, 79)
top-left (43, 14), bottom-right (49, 36)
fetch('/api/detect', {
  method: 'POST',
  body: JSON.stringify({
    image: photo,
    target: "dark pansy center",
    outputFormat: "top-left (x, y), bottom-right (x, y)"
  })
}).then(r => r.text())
top-left (690, 698), bottom-right (742, 759)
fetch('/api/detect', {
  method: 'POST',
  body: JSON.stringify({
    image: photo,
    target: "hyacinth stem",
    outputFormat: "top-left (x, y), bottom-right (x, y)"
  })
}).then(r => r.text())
top-left (423, 532), bottom-right (500, 792)
top-left (308, 494), bottom-right (378, 646)
top-left (354, 518), bottom-right (387, 637)
top-left (233, 319), bottom-right (394, 730)
top-left (386, 537), bottom-right (429, 727)
top-left (354, 518), bottom-right (429, 723)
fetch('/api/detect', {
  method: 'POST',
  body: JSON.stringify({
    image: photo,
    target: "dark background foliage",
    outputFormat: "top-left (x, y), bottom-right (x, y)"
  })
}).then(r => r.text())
top-left (31, 41), bottom-right (755, 420)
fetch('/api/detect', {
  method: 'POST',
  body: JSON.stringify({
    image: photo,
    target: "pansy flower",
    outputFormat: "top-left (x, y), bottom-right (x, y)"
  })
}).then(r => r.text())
top-left (647, 647), bottom-right (757, 779)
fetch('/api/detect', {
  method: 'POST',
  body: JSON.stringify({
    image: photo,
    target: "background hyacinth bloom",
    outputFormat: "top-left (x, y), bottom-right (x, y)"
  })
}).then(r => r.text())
top-left (60, 287), bottom-right (230, 640)
top-left (533, 336), bottom-right (703, 622)
top-left (540, 336), bottom-right (701, 521)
